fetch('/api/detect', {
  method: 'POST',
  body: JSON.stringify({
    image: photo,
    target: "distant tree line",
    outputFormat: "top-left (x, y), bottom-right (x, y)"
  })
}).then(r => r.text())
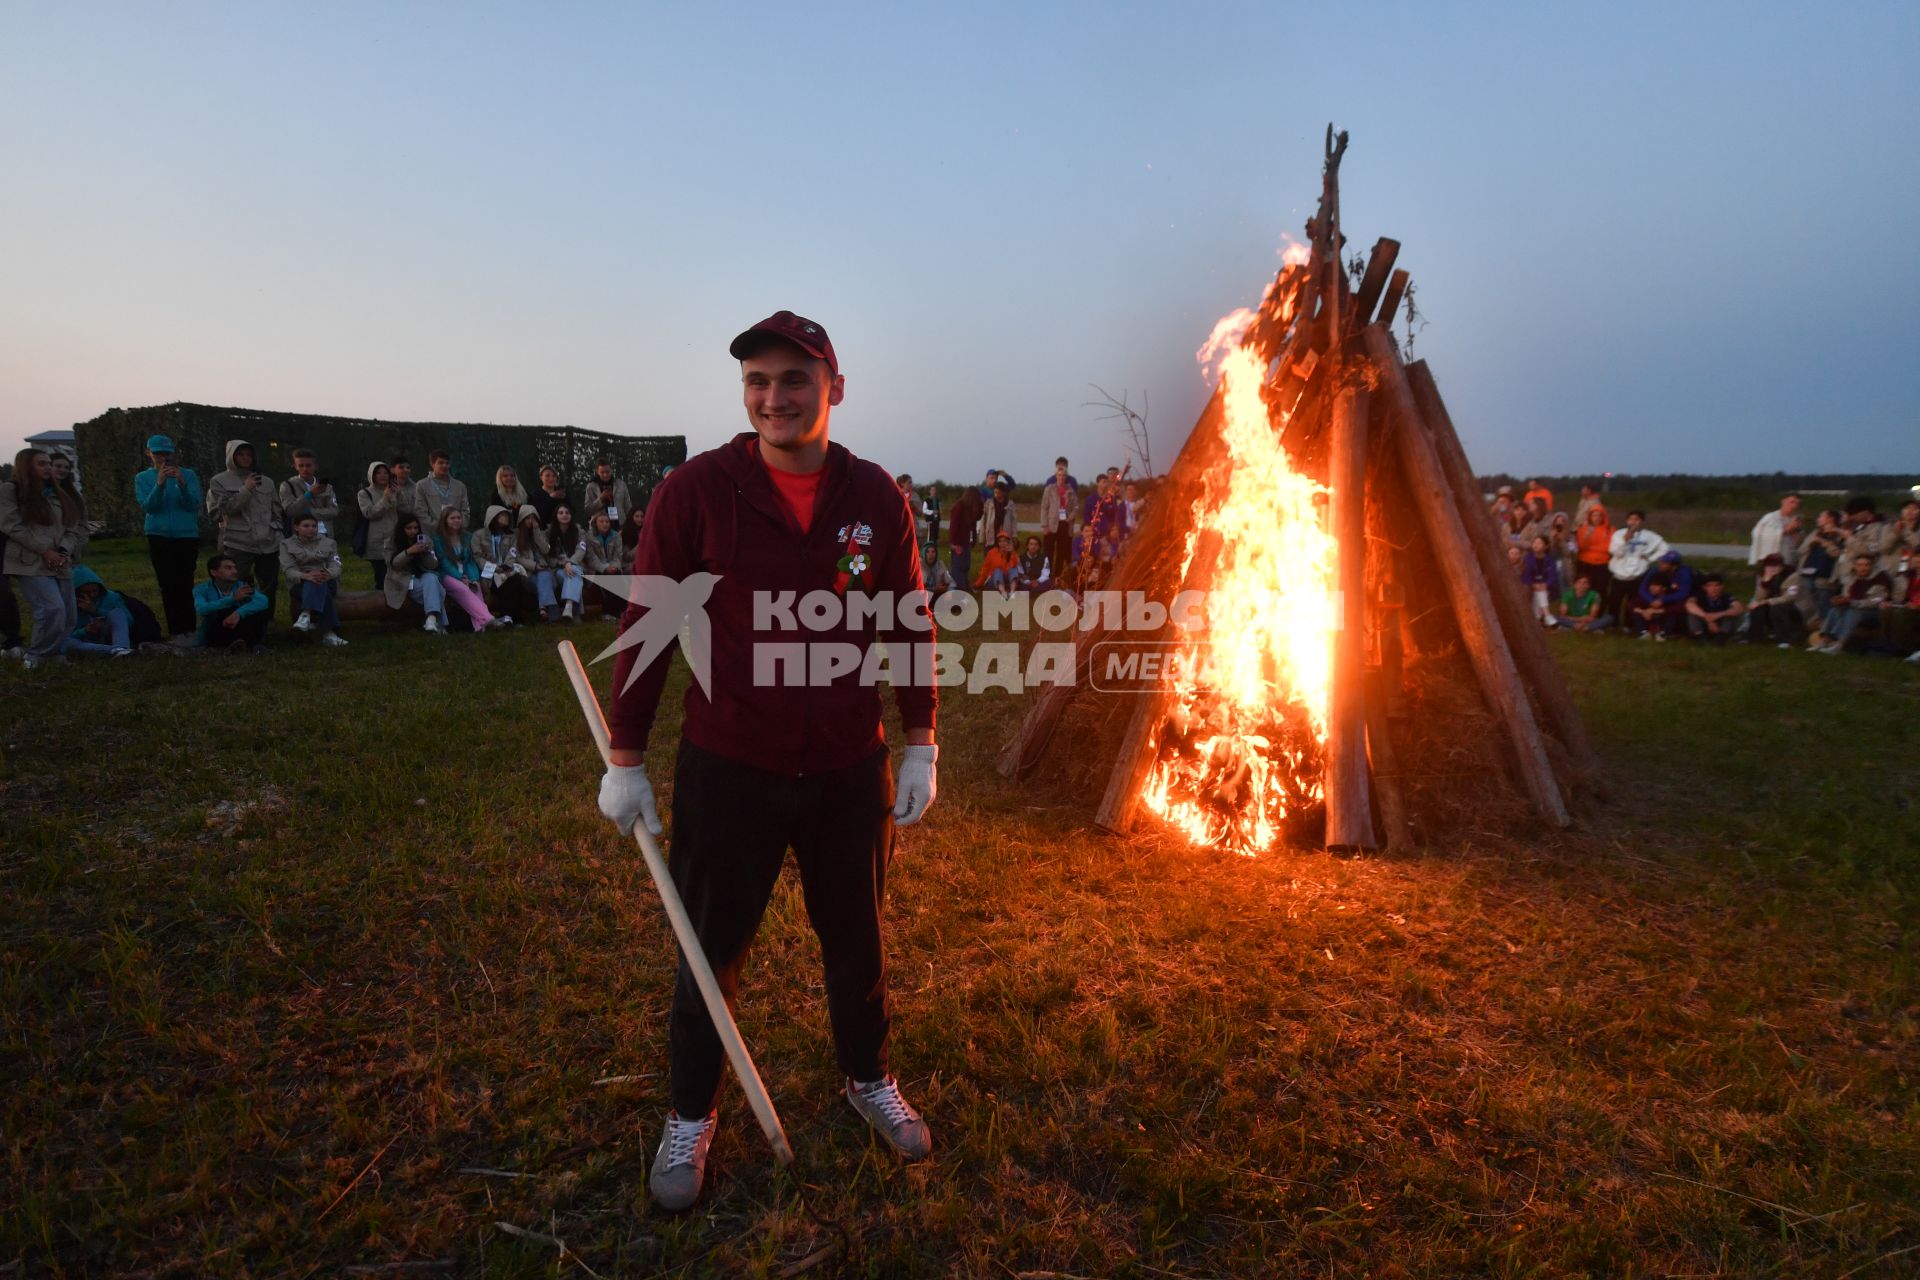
top-left (1475, 472), bottom-right (1917, 510)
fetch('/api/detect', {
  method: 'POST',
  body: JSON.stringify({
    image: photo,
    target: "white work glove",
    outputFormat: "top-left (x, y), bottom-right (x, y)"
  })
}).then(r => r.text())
top-left (892, 744), bottom-right (938, 828)
top-left (598, 762), bottom-right (662, 837)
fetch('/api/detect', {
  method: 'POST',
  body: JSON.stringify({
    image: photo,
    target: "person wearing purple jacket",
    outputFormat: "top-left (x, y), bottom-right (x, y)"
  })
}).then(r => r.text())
top-left (1630, 551), bottom-right (1693, 639)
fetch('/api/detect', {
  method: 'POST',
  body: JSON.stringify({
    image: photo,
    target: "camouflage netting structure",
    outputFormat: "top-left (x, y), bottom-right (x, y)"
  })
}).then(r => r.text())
top-left (73, 402), bottom-right (686, 537)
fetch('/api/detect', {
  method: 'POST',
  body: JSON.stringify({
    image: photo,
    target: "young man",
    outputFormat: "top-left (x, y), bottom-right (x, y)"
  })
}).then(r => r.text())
top-left (1606, 509), bottom-right (1669, 625)
top-left (1038, 457), bottom-right (1078, 579)
top-left (278, 449), bottom-right (340, 535)
top-left (1556, 572), bottom-right (1609, 631)
top-left (947, 483), bottom-right (983, 593)
top-left (1813, 553), bottom-right (1892, 655)
top-left (414, 450), bottom-right (471, 528)
top-left (1629, 551), bottom-right (1691, 640)
top-left (1684, 573), bottom-right (1745, 642)
top-left (133, 433), bottom-right (203, 643)
top-left (205, 440), bottom-right (284, 619)
top-left (194, 553), bottom-right (271, 652)
top-left (596, 311), bottom-right (938, 1211)
top-left (584, 457), bottom-right (632, 527)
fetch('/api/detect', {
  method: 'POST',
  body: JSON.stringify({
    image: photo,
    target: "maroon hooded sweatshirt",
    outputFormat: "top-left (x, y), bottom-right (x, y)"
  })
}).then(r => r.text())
top-left (609, 432), bottom-right (936, 774)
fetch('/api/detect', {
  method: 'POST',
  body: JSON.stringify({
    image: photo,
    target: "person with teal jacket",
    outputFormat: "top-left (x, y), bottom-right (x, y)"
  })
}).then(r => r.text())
top-left (133, 434), bottom-right (202, 643)
top-left (193, 553), bottom-right (271, 652)
top-left (67, 565), bottom-right (134, 657)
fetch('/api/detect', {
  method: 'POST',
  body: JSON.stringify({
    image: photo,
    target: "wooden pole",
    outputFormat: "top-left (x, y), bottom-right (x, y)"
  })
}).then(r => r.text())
top-left (1350, 238), bottom-right (1401, 326)
top-left (1324, 381), bottom-right (1376, 849)
top-left (1363, 325), bottom-right (1570, 827)
top-left (557, 642), bottom-right (796, 1168)
top-left (1376, 269), bottom-right (1411, 329)
top-left (1364, 671), bottom-right (1414, 852)
top-left (1404, 359), bottom-right (1600, 785)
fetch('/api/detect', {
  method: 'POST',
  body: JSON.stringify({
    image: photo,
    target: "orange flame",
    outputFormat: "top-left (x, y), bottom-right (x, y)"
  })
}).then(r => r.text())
top-left (1140, 342), bottom-right (1337, 854)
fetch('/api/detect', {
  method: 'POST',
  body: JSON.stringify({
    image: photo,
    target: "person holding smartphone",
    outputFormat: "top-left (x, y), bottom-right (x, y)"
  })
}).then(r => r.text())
top-left (386, 513), bottom-right (448, 633)
top-left (133, 433), bottom-right (203, 643)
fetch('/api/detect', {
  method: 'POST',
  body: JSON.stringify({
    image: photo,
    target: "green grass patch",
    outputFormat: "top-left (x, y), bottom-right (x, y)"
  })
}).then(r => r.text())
top-left (2, 540), bottom-right (1916, 1276)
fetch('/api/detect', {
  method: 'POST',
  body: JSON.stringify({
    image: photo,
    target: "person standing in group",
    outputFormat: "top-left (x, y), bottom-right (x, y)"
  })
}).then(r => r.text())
top-left (596, 310), bottom-right (937, 1212)
top-left (133, 434), bottom-right (203, 644)
top-left (414, 450), bottom-right (471, 529)
top-left (386, 513), bottom-right (449, 634)
top-left (205, 440), bottom-right (285, 620)
top-left (491, 465), bottom-right (531, 514)
top-left (1573, 484), bottom-right (1601, 525)
top-left (278, 449), bottom-right (340, 535)
top-left (194, 554), bottom-right (272, 653)
top-left (1748, 493), bottom-right (1802, 566)
top-left (1605, 509), bottom-right (1668, 625)
top-left (530, 466), bottom-right (570, 526)
top-left (49, 450), bottom-right (90, 563)
top-left (0, 448), bottom-right (83, 669)
top-left (1038, 457), bottom-right (1078, 581)
top-left (947, 482), bottom-right (983, 593)
top-left (356, 460), bottom-right (413, 590)
top-left (619, 504), bottom-right (647, 572)
top-left (1572, 504), bottom-right (1613, 599)
top-left (585, 457), bottom-right (632, 527)
top-left (977, 480), bottom-right (1018, 550)
top-left (279, 513), bottom-right (347, 647)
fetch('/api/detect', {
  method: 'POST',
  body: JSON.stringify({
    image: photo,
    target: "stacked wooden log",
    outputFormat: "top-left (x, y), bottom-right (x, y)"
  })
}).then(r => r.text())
top-left (998, 126), bottom-right (1595, 849)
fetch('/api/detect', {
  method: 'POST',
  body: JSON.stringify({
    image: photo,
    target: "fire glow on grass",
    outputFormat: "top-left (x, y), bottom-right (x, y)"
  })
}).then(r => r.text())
top-left (1139, 342), bottom-right (1338, 854)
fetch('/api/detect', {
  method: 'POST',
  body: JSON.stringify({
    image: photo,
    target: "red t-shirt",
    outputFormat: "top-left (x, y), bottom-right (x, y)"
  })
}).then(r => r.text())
top-left (758, 446), bottom-right (824, 533)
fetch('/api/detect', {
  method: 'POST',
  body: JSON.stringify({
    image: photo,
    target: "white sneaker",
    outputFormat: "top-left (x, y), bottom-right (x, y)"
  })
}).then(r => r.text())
top-left (1777, 642), bottom-right (1791, 650)
top-left (320, 632), bottom-right (348, 647)
top-left (648, 1111), bottom-right (717, 1212)
top-left (110, 647), bottom-right (134, 658)
top-left (293, 612), bottom-right (314, 633)
top-left (1907, 649), bottom-right (1920, 663)
top-left (846, 1075), bottom-right (933, 1160)
top-left (562, 601), bottom-right (577, 622)
top-left (424, 615), bottom-right (442, 634)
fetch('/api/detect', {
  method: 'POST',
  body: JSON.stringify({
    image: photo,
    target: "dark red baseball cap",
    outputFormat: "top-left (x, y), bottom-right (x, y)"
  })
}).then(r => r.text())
top-left (728, 310), bottom-right (838, 377)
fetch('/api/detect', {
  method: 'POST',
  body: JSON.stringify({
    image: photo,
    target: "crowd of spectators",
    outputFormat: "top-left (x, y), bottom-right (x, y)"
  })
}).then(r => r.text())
top-left (0, 437), bottom-right (647, 668)
top-left (1490, 479), bottom-right (1920, 662)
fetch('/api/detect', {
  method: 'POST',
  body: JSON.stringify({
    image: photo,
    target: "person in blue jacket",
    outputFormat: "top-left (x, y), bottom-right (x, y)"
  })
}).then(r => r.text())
top-left (1630, 550), bottom-right (1693, 639)
top-left (193, 553), bottom-right (271, 652)
top-left (133, 434), bottom-right (203, 644)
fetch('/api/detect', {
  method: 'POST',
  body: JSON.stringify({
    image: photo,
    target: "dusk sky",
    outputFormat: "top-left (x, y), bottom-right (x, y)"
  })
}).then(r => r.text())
top-left (3, 1), bottom-right (1915, 481)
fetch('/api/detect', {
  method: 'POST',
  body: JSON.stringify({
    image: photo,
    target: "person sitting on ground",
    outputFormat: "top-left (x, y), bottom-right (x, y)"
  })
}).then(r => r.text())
top-left (582, 509), bottom-right (625, 618)
top-left (1812, 553), bottom-right (1892, 655)
top-left (67, 565), bottom-right (159, 657)
top-left (386, 513), bottom-right (448, 634)
top-left (432, 508), bottom-right (501, 631)
top-left (193, 553), bottom-right (271, 652)
top-left (530, 466), bottom-right (570, 526)
top-left (1889, 498), bottom-right (1920, 567)
top-left (1794, 508), bottom-right (1847, 625)
top-left (473, 504), bottom-right (535, 623)
top-left (1014, 533), bottom-right (1050, 591)
top-left (1556, 571), bottom-right (1609, 632)
top-left (414, 449), bottom-right (471, 529)
top-left (1607, 509), bottom-right (1669, 625)
top-left (1748, 554), bottom-right (1802, 648)
top-left (1685, 573), bottom-right (1744, 643)
top-left (1489, 491), bottom-right (1516, 540)
top-left (1506, 543), bottom-right (1525, 579)
top-left (1629, 551), bottom-right (1692, 639)
top-left (585, 457), bottom-right (632, 528)
top-left (1887, 548), bottom-right (1920, 662)
top-left (1573, 503), bottom-right (1613, 597)
top-left (278, 448), bottom-right (340, 541)
top-left (1521, 533), bottom-right (1561, 627)
top-left (513, 504), bottom-right (562, 622)
top-left (1549, 511), bottom-right (1574, 588)
top-left (1516, 498), bottom-right (1554, 550)
top-left (974, 530), bottom-right (1020, 596)
top-left (133, 433), bottom-right (203, 645)
top-left (542, 502), bottom-right (589, 623)
top-left (1085, 521), bottom-right (1126, 591)
top-left (1839, 496), bottom-right (1893, 576)
top-left (620, 504), bottom-right (647, 572)
top-left (279, 513), bottom-right (347, 647)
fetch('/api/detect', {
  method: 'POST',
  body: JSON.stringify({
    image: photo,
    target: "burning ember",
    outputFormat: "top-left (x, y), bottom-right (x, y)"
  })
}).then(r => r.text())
top-left (1139, 342), bottom-right (1338, 854)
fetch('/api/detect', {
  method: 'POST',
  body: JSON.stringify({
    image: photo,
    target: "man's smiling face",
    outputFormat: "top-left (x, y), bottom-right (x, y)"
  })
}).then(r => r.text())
top-left (741, 342), bottom-right (842, 456)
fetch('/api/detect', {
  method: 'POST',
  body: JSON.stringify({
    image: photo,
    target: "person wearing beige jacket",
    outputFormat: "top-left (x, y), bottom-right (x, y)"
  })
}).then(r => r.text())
top-left (385, 511), bottom-right (449, 634)
top-left (0, 447), bottom-right (84, 668)
top-left (206, 439), bottom-right (285, 618)
top-left (278, 513), bottom-right (347, 646)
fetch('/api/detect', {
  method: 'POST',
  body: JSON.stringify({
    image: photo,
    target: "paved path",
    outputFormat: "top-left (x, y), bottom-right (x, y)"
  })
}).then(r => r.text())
top-left (1670, 543), bottom-right (1746, 561)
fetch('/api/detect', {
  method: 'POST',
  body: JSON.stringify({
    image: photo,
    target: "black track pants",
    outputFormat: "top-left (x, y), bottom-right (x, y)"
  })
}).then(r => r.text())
top-left (665, 739), bottom-right (895, 1117)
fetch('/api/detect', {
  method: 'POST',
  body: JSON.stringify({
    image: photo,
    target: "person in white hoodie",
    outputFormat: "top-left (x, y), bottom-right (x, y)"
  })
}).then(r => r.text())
top-left (205, 440), bottom-right (285, 620)
top-left (1605, 509), bottom-right (1669, 626)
